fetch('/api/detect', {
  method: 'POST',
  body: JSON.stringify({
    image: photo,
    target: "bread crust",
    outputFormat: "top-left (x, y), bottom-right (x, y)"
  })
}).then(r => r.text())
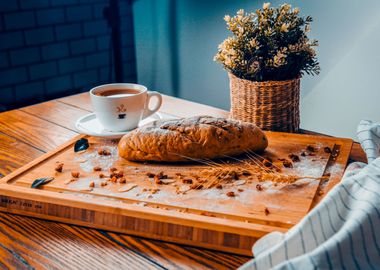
top-left (118, 116), bottom-right (268, 162)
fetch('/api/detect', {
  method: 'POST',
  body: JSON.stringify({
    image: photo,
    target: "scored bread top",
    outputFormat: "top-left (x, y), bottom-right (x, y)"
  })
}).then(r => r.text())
top-left (118, 116), bottom-right (268, 162)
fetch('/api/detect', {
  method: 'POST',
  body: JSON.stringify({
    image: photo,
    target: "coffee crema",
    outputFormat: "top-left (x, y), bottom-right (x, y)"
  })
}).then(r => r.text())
top-left (95, 89), bottom-right (141, 98)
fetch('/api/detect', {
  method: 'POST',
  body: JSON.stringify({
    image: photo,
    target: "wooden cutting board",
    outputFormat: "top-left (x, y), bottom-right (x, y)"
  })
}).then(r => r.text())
top-left (0, 132), bottom-right (352, 256)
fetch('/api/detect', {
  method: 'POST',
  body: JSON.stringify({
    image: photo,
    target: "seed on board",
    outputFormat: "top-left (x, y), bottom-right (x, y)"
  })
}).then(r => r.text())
top-left (182, 178), bottom-right (193, 184)
top-left (110, 176), bottom-right (117, 183)
top-left (109, 167), bottom-right (117, 173)
top-left (89, 181), bottom-right (95, 188)
top-left (263, 159), bottom-right (272, 167)
top-left (256, 184), bottom-right (263, 191)
top-left (55, 162), bottom-right (64, 173)
top-left (226, 191), bottom-right (235, 197)
top-left (98, 148), bottom-right (111, 156)
top-left (71, 171), bottom-right (80, 178)
top-left (93, 166), bottom-right (102, 172)
top-left (237, 188), bottom-right (244, 192)
top-left (118, 177), bottom-right (126, 184)
top-left (216, 184), bottom-right (223, 189)
top-left (288, 153), bottom-right (300, 162)
top-left (151, 188), bottom-right (160, 194)
top-left (146, 172), bottom-right (155, 178)
top-left (306, 145), bottom-right (316, 152)
top-left (264, 207), bottom-right (270, 215)
top-left (154, 175), bottom-right (163, 184)
top-left (100, 181), bottom-right (107, 187)
top-left (156, 171), bottom-right (168, 179)
top-left (99, 173), bottom-right (105, 178)
top-left (282, 159), bottom-right (293, 168)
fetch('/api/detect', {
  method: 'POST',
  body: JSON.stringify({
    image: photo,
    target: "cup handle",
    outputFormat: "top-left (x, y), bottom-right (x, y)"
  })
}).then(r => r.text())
top-left (143, 91), bottom-right (162, 119)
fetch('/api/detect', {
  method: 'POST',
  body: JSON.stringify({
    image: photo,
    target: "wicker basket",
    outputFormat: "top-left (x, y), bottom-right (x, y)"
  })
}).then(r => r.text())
top-left (229, 73), bottom-right (300, 132)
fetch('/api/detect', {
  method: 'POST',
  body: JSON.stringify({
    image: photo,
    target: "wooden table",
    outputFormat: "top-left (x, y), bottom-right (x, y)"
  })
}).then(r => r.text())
top-left (0, 93), bottom-right (366, 269)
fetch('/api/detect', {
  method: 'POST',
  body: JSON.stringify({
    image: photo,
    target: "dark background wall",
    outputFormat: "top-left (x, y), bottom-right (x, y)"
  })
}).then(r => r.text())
top-left (0, 0), bottom-right (136, 111)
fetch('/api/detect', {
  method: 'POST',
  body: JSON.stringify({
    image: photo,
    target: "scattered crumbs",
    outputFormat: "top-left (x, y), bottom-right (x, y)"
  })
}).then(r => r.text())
top-left (264, 207), bottom-right (270, 215)
top-left (93, 166), bottom-right (101, 172)
top-left (99, 173), bottom-right (105, 178)
top-left (237, 188), bottom-right (244, 192)
top-left (256, 184), bottom-right (263, 191)
top-left (89, 181), bottom-right (95, 188)
top-left (216, 184), bottom-right (223, 189)
top-left (119, 177), bottom-right (126, 183)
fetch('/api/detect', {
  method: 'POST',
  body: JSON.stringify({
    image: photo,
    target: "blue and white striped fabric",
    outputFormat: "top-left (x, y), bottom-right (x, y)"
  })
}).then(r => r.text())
top-left (240, 120), bottom-right (380, 270)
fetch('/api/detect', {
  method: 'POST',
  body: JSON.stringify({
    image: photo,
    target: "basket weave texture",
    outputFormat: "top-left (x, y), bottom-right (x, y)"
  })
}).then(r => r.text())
top-left (229, 73), bottom-right (300, 132)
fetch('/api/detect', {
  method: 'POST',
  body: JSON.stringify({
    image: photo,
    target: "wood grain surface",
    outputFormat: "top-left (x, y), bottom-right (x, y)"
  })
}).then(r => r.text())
top-left (0, 92), bottom-right (365, 269)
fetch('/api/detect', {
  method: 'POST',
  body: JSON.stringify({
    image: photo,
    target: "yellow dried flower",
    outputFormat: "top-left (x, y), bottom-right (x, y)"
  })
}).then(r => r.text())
top-left (263, 2), bottom-right (270, 10)
top-left (281, 4), bottom-right (291, 12)
top-left (281, 23), bottom-right (289, 32)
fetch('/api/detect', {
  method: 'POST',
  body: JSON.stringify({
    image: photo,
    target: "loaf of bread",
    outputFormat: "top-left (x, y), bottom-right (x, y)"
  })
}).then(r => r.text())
top-left (118, 116), bottom-right (268, 162)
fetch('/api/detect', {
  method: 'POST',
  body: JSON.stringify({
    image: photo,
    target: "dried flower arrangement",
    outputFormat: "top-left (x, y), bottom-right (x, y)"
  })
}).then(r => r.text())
top-left (214, 3), bottom-right (320, 82)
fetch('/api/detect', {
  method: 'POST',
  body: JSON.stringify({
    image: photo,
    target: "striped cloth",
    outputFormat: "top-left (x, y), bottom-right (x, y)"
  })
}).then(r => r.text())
top-left (240, 120), bottom-right (380, 270)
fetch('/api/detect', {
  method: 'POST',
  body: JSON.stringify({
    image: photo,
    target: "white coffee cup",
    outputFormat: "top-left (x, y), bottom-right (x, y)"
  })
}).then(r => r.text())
top-left (90, 83), bottom-right (162, 131)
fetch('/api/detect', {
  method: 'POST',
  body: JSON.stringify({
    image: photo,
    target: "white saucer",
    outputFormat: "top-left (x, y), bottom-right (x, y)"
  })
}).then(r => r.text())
top-left (75, 112), bottom-right (175, 139)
